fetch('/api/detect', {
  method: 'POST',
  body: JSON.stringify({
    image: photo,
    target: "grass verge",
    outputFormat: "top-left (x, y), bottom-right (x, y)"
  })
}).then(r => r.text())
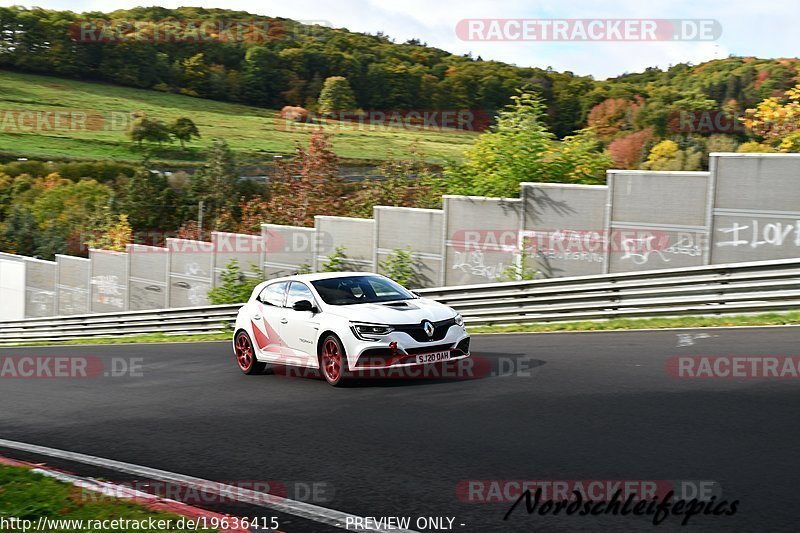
top-left (5, 311), bottom-right (800, 347)
top-left (5, 331), bottom-right (231, 347)
top-left (0, 464), bottom-right (216, 532)
top-left (466, 311), bottom-right (800, 334)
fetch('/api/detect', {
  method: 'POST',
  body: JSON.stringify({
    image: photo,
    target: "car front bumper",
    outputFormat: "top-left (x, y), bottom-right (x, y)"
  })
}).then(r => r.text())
top-left (346, 326), bottom-right (471, 371)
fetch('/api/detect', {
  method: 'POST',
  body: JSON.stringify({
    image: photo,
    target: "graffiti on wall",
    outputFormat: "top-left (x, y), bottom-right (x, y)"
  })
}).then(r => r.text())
top-left (92, 274), bottom-right (124, 308)
top-left (716, 220), bottom-right (800, 249)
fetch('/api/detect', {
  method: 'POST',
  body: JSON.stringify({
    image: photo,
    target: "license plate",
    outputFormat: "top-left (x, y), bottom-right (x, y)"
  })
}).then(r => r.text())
top-left (416, 351), bottom-right (451, 364)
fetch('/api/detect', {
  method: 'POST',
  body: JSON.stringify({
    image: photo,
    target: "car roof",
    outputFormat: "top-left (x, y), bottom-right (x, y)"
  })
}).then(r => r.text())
top-left (261, 271), bottom-right (386, 285)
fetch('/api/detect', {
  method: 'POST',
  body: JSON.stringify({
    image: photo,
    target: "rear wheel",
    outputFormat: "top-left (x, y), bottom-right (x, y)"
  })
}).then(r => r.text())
top-left (235, 331), bottom-right (266, 375)
top-left (320, 335), bottom-right (350, 387)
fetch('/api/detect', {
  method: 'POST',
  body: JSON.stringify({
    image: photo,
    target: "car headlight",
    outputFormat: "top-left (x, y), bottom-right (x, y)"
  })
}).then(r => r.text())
top-left (351, 323), bottom-right (395, 340)
top-left (454, 314), bottom-right (464, 327)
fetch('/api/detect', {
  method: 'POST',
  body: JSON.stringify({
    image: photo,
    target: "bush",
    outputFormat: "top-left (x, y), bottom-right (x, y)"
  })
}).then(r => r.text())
top-left (379, 247), bottom-right (421, 288)
top-left (321, 246), bottom-right (348, 272)
top-left (497, 248), bottom-right (538, 282)
top-left (208, 259), bottom-right (264, 304)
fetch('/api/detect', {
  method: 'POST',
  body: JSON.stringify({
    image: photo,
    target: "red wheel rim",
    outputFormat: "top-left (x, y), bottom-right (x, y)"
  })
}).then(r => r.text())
top-left (235, 334), bottom-right (253, 371)
top-left (322, 338), bottom-right (341, 382)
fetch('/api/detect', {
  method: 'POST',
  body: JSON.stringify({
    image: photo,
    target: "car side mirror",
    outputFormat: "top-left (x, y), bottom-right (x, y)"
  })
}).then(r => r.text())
top-left (292, 299), bottom-right (315, 312)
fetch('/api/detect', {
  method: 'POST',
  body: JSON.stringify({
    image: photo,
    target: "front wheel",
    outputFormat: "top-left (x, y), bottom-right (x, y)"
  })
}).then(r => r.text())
top-left (320, 335), bottom-right (350, 387)
top-left (234, 331), bottom-right (266, 375)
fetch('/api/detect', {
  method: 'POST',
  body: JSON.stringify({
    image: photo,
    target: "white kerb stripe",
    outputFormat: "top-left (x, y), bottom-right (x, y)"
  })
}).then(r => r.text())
top-left (0, 438), bottom-right (417, 533)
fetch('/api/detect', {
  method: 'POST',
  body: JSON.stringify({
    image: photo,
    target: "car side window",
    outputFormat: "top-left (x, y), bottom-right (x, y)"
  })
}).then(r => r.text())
top-left (258, 282), bottom-right (288, 307)
top-left (286, 282), bottom-right (315, 309)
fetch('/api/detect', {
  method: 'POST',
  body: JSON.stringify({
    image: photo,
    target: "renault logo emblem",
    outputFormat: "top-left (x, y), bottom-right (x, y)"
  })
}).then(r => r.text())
top-left (422, 320), bottom-right (435, 338)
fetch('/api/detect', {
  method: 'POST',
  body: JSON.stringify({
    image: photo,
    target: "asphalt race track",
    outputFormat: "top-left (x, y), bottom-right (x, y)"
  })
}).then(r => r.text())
top-left (2, 327), bottom-right (799, 532)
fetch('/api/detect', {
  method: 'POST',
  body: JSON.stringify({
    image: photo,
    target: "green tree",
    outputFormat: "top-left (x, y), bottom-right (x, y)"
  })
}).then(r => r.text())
top-left (0, 205), bottom-right (38, 256)
top-left (35, 221), bottom-right (68, 260)
top-left (128, 116), bottom-right (171, 147)
top-left (318, 76), bottom-right (357, 114)
top-left (118, 165), bottom-right (182, 234)
top-left (445, 90), bottom-right (611, 197)
top-left (168, 117), bottom-right (200, 149)
top-left (191, 139), bottom-right (239, 230)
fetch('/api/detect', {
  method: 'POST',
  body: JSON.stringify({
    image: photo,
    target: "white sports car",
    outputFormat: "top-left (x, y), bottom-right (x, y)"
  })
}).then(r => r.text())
top-left (231, 272), bottom-right (471, 386)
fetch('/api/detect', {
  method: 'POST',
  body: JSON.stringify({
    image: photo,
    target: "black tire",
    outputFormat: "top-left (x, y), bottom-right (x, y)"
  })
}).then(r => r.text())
top-left (319, 334), bottom-right (350, 387)
top-left (234, 331), bottom-right (266, 375)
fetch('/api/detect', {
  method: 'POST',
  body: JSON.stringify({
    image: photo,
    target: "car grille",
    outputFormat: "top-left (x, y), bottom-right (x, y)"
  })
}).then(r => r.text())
top-left (393, 318), bottom-right (456, 342)
top-left (356, 343), bottom-right (456, 368)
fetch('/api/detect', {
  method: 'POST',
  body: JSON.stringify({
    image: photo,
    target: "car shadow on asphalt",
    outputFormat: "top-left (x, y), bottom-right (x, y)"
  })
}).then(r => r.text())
top-left (265, 353), bottom-right (545, 387)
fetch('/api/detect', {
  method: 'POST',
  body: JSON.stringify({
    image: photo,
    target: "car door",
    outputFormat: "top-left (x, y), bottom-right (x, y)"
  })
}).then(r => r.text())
top-left (280, 281), bottom-right (321, 368)
top-left (250, 281), bottom-right (289, 361)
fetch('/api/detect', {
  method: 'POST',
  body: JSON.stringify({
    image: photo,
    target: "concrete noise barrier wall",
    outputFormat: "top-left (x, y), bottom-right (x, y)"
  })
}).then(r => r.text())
top-left (710, 153), bottom-right (800, 264)
top-left (167, 238), bottom-right (214, 307)
top-left (314, 216), bottom-right (375, 272)
top-left (25, 258), bottom-right (57, 318)
top-left (212, 231), bottom-right (264, 284)
top-left (521, 183), bottom-right (608, 278)
top-left (262, 224), bottom-right (317, 277)
top-left (55, 254), bottom-right (90, 315)
top-left (374, 206), bottom-right (444, 288)
top-left (607, 170), bottom-right (711, 273)
top-left (127, 244), bottom-right (169, 311)
top-left (0, 259), bottom-right (25, 320)
top-left (443, 195), bottom-right (522, 286)
top-left (89, 249), bottom-right (128, 313)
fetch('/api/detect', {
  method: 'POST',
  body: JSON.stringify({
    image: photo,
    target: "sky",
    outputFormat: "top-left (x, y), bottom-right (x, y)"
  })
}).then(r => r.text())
top-left (3, 0), bottom-right (796, 79)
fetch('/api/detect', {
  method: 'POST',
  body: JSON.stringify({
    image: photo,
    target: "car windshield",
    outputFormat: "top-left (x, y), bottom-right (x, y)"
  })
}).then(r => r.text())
top-left (311, 276), bottom-right (416, 305)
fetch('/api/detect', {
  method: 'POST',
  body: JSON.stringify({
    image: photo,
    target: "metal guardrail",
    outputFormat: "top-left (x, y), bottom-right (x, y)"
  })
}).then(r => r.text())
top-left (417, 257), bottom-right (800, 325)
top-left (1, 258), bottom-right (799, 344)
top-left (0, 305), bottom-right (242, 344)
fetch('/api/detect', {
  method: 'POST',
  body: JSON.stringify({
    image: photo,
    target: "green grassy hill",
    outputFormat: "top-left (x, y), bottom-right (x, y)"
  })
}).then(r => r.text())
top-left (0, 70), bottom-right (478, 165)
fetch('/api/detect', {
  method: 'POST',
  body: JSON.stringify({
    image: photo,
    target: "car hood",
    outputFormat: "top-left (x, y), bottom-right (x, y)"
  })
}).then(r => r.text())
top-left (323, 297), bottom-right (456, 324)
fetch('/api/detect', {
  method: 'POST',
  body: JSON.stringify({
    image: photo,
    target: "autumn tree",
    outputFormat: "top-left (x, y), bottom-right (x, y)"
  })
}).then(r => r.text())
top-left (84, 213), bottom-right (133, 252)
top-left (608, 128), bottom-right (654, 169)
top-left (344, 145), bottom-right (446, 217)
top-left (643, 140), bottom-right (702, 171)
top-left (586, 97), bottom-right (643, 141)
top-left (741, 84), bottom-right (800, 151)
top-left (237, 131), bottom-right (346, 230)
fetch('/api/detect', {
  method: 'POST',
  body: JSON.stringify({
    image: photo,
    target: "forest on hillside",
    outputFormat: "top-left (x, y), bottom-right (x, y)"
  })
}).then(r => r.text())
top-left (1, 5), bottom-right (798, 146)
